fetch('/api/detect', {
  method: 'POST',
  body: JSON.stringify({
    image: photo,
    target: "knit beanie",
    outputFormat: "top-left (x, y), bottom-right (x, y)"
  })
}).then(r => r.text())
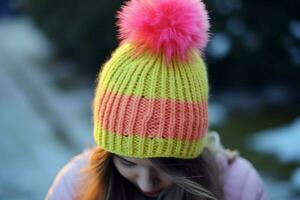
top-left (93, 0), bottom-right (210, 159)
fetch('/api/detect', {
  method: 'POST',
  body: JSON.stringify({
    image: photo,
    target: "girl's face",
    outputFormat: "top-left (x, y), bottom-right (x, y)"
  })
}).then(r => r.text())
top-left (113, 155), bottom-right (174, 197)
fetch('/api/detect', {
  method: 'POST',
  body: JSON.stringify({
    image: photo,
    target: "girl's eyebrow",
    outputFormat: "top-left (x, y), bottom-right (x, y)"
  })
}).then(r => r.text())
top-left (116, 156), bottom-right (137, 164)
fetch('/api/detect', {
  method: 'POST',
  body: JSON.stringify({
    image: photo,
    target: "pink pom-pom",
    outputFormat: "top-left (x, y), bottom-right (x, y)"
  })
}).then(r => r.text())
top-left (117, 0), bottom-right (210, 62)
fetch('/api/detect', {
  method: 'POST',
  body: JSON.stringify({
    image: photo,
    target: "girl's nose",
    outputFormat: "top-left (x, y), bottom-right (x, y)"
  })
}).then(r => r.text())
top-left (137, 168), bottom-right (159, 192)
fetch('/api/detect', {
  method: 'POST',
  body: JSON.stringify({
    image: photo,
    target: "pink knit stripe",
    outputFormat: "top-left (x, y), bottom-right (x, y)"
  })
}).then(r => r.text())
top-left (97, 89), bottom-right (208, 141)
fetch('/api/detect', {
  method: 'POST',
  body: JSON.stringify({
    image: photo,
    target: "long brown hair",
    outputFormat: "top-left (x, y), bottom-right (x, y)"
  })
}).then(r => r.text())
top-left (76, 147), bottom-right (224, 200)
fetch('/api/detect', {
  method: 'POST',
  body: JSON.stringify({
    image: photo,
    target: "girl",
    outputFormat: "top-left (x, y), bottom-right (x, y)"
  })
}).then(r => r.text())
top-left (46, 0), bottom-right (266, 199)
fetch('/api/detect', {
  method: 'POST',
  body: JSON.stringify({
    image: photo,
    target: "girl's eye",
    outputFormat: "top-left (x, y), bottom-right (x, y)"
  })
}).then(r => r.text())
top-left (120, 159), bottom-right (136, 167)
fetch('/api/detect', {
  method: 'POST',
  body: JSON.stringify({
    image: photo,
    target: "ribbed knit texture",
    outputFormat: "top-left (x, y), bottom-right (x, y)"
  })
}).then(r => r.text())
top-left (93, 43), bottom-right (209, 158)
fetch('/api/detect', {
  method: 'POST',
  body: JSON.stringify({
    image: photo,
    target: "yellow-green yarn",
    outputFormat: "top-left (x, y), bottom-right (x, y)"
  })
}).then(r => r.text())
top-left (94, 126), bottom-right (207, 159)
top-left (98, 43), bottom-right (209, 103)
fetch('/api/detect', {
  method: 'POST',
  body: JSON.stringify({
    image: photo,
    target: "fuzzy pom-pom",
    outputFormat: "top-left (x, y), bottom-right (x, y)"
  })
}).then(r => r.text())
top-left (117, 0), bottom-right (210, 62)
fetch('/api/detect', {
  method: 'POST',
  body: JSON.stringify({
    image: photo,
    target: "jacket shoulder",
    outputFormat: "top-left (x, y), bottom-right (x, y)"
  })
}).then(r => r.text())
top-left (220, 155), bottom-right (267, 200)
top-left (45, 149), bottom-right (92, 200)
top-left (207, 131), bottom-right (267, 200)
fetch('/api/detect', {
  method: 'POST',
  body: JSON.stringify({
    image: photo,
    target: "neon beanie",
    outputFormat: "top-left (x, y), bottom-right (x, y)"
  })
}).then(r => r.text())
top-left (93, 0), bottom-right (210, 158)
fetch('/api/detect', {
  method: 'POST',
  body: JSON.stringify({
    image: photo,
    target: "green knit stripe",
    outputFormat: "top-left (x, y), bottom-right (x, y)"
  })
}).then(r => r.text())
top-left (94, 126), bottom-right (207, 158)
top-left (98, 43), bottom-right (209, 102)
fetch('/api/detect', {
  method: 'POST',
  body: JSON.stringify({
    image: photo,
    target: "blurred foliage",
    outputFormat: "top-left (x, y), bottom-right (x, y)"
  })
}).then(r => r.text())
top-left (205, 0), bottom-right (300, 91)
top-left (27, 0), bottom-right (300, 99)
top-left (27, 0), bottom-right (123, 76)
top-left (212, 110), bottom-right (299, 181)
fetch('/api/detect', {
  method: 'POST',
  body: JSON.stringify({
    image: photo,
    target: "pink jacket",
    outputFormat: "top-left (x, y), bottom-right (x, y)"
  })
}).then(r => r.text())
top-left (45, 133), bottom-right (267, 200)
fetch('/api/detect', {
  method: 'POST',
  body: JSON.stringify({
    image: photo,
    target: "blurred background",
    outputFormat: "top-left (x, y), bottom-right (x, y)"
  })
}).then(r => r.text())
top-left (0, 0), bottom-right (299, 199)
